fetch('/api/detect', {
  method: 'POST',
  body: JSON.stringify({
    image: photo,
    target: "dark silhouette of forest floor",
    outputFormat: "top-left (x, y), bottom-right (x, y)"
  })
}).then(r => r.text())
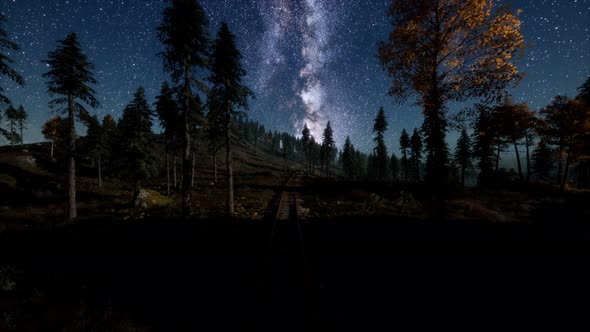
top-left (1, 141), bottom-right (589, 330)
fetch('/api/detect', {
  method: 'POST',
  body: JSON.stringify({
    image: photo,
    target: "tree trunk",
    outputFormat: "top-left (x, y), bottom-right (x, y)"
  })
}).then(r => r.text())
top-left (50, 139), bottom-right (54, 160)
top-left (226, 107), bottom-right (234, 216)
top-left (461, 166), bottom-right (465, 188)
top-left (166, 149), bottom-right (170, 195)
top-left (191, 151), bottom-right (196, 188)
top-left (10, 121), bottom-right (14, 148)
top-left (561, 152), bottom-right (570, 191)
top-left (495, 144), bottom-right (501, 173)
top-left (20, 124), bottom-right (23, 147)
top-left (557, 145), bottom-right (564, 186)
top-left (181, 59), bottom-right (192, 217)
top-left (67, 94), bottom-right (77, 221)
top-left (525, 132), bottom-right (531, 183)
top-left (513, 139), bottom-right (523, 183)
top-left (98, 156), bottom-right (102, 188)
top-left (213, 153), bottom-right (218, 185)
top-left (173, 153), bottom-right (177, 188)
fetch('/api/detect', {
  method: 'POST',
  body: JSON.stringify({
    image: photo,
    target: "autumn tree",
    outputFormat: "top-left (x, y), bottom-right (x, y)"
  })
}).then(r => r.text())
top-left (373, 107), bottom-right (389, 179)
top-left (399, 129), bottom-right (410, 182)
top-left (0, 15), bottom-right (24, 105)
top-left (43, 32), bottom-right (99, 221)
top-left (42, 116), bottom-right (66, 160)
top-left (454, 128), bottom-right (472, 187)
top-left (320, 121), bottom-right (336, 177)
top-left (158, 0), bottom-right (209, 217)
top-left (378, 0), bottom-right (525, 187)
top-left (493, 98), bottom-right (531, 182)
top-left (574, 77), bottom-right (590, 187)
top-left (209, 22), bottom-right (252, 215)
top-left (410, 128), bottom-right (422, 181)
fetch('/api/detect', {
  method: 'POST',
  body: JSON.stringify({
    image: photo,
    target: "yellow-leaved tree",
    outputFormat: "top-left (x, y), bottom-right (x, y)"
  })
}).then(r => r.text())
top-left (378, 0), bottom-right (525, 187)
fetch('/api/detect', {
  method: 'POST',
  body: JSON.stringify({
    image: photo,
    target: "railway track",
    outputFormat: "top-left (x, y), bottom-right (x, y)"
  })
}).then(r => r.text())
top-left (268, 172), bottom-right (305, 255)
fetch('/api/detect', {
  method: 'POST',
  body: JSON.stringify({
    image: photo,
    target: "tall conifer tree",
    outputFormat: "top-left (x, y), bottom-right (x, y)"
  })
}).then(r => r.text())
top-left (209, 22), bottom-right (252, 215)
top-left (43, 32), bottom-right (98, 221)
top-left (158, 0), bottom-right (209, 217)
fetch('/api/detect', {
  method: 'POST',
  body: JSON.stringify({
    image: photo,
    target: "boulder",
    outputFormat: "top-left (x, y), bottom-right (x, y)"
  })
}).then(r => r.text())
top-left (134, 189), bottom-right (150, 209)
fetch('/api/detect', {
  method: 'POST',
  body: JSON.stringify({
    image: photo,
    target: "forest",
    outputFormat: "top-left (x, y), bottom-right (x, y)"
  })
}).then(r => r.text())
top-left (0, 0), bottom-right (589, 330)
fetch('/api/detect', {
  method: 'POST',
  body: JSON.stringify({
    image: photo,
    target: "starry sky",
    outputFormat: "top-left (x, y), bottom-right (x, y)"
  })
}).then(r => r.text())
top-left (1, 0), bottom-right (589, 155)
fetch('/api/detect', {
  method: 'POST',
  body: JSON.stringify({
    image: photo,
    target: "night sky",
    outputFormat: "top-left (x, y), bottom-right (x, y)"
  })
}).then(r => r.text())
top-left (1, 0), bottom-right (589, 154)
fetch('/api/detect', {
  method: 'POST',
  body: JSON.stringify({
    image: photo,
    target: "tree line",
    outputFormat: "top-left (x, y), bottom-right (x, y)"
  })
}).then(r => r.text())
top-left (336, 77), bottom-right (590, 190)
top-left (0, 1), bottom-right (256, 220)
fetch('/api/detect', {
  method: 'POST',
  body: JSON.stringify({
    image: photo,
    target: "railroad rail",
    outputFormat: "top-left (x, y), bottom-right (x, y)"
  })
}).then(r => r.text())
top-left (268, 172), bottom-right (305, 255)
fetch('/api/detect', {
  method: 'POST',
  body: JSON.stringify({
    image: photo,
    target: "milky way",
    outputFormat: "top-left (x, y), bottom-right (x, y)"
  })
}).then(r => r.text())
top-left (298, 0), bottom-right (330, 140)
top-left (1, 0), bottom-right (589, 155)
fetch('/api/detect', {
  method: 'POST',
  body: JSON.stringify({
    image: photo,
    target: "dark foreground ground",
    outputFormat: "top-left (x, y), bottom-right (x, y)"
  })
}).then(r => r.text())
top-left (1, 216), bottom-right (589, 331)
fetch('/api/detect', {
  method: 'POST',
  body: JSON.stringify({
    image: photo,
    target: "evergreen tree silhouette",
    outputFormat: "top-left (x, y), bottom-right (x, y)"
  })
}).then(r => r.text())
top-left (454, 128), bottom-right (472, 187)
top-left (43, 32), bottom-right (99, 221)
top-left (155, 81), bottom-right (179, 195)
top-left (209, 22), bottom-right (253, 215)
top-left (16, 105), bottom-right (27, 146)
top-left (531, 138), bottom-right (553, 181)
top-left (373, 107), bottom-right (389, 179)
top-left (410, 128), bottom-right (422, 181)
top-left (321, 121), bottom-right (336, 177)
top-left (158, 0), bottom-right (210, 217)
top-left (0, 15), bottom-right (24, 105)
top-left (399, 129), bottom-right (410, 182)
top-left (113, 87), bottom-right (159, 193)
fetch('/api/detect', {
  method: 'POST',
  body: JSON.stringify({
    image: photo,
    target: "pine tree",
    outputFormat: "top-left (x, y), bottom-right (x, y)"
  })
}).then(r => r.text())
top-left (209, 22), bottom-right (252, 215)
top-left (454, 128), bottom-right (472, 187)
top-left (206, 89), bottom-right (226, 186)
top-left (390, 152), bottom-right (400, 180)
top-left (43, 32), bottom-right (99, 221)
top-left (83, 114), bottom-right (108, 187)
top-left (472, 104), bottom-right (496, 186)
top-left (16, 105), bottom-right (27, 146)
top-left (342, 136), bottom-right (356, 178)
top-left (399, 129), bottom-right (410, 182)
top-left (0, 15), bottom-right (24, 106)
top-left (373, 107), bottom-right (389, 179)
top-left (302, 124), bottom-right (312, 175)
top-left (155, 81), bottom-right (179, 195)
top-left (539, 95), bottom-right (570, 186)
top-left (320, 121), bottom-right (336, 177)
top-left (410, 128), bottom-right (422, 181)
top-left (378, 0), bottom-right (525, 188)
top-left (3, 105), bottom-right (19, 147)
top-left (531, 138), bottom-right (553, 181)
top-left (113, 87), bottom-right (159, 192)
top-left (158, 0), bottom-right (209, 217)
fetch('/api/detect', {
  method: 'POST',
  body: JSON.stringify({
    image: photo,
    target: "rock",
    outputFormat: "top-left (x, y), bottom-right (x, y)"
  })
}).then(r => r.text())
top-left (134, 189), bottom-right (150, 209)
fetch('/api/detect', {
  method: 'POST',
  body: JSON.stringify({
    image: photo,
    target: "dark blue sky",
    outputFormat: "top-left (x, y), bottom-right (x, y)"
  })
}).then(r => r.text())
top-left (1, 0), bottom-right (589, 155)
